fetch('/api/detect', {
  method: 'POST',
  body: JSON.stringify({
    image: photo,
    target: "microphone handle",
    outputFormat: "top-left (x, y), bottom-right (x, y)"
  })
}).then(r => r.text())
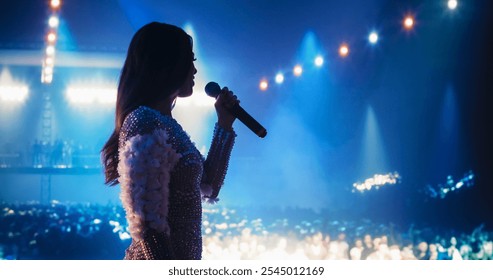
top-left (230, 103), bottom-right (267, 138)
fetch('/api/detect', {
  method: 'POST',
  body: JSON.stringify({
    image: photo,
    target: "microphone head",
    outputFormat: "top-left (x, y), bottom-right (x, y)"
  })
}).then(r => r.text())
top-left (205, 82), bottom-right (221, 98)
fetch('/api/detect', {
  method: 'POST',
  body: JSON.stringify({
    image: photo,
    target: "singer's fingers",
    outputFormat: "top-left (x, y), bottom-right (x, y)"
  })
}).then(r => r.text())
top-left (231, 94), bottom-right (239, 106)
top-left (218, 87), bottom-right (240, 108)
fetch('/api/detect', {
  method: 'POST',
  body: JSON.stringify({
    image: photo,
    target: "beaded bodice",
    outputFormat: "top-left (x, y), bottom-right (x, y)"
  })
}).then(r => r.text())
top-left (117, 106), bottom-right (235, 260)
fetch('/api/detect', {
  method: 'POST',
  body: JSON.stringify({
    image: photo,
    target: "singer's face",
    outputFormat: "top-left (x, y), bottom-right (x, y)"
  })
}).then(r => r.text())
top-left (177, 57), bottom-right (197, 98)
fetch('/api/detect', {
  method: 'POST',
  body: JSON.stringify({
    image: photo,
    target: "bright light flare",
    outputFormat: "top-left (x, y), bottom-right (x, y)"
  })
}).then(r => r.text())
top-left (368, 32), bottom-right (379, 44)
top-left (46, 45), bottom-right (55, 55)
top-left (50, 0), bottom-right (61, 9)
top-left (339, 44), bottom-right (349, 57)
top-left (66, 87), bottom-right (117, 104)
top-left (259, 79), bottom-right (268, 91)
top-left (314, 56), bottom-right (324, 67)
top-left (0, 86), bottom-right (29, 102)
top-left (42, 74), bottom-right (53, 84)
top-left (293, 65), bottom-right (303, 76)
top-left (448, 0), bottom-right (458, 10)
top-left (403, 16), bottom-right (414, 30)
top-left (48, 16), bottom-right (59, 28)
top-left (45, 57), bottom-right (54, 66)
top-left (47, 32), bottom-right (57, 43)
top-left (275, 73), bottom-right (284, 84)
top-left (43, 66), bottom-right (53, 75)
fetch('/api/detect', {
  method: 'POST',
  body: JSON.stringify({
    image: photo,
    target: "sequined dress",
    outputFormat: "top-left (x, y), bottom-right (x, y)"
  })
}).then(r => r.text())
top-left (117, 106), bottom-right (235, 259)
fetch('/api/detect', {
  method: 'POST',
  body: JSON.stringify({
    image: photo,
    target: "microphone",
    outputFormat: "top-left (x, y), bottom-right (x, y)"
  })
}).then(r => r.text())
top-left (205, 82), bottom-right (267, 138)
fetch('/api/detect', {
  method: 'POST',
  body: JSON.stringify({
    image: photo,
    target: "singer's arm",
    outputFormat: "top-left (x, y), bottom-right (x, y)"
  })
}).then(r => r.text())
top-left (200, 123), bottom-right (236, 203)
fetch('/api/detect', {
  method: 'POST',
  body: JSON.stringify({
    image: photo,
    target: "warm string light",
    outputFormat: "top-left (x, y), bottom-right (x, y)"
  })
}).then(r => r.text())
top-left (255, 5), bottom-right (457, 91)
top-left (42, 2), bottom-right (62, 84)
top-left (50, 0), bottom-right (61, 9)
top-left (259, 79), bottom-right (269, 91)
top-left (48, 16), bottom-right (59, 28)
top-left (339, 44), bottom-right (350, 57)
top-left (403, 15), bottom-right (415, 30)
top-left (47, 32), bottom-right (57, 43)
top-left (293, 65), bottom-right (303, 77)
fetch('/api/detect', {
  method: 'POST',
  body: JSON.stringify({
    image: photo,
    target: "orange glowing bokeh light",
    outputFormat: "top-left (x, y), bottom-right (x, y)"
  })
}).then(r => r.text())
top-left (47, 32), bottom-right (57, 43)
top-left (339, 44), bottom-right (349, 57)
top-left (293, 65), bottom-right (303, 77)
top-left (403, 15), bottom-right (415, 30)
top-left (259, 79), bottom-right (268, 91)
top-left (50, 0), bottom-right (61, 9)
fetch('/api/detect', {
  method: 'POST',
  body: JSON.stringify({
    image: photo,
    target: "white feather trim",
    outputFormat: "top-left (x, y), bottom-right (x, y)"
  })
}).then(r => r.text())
top-left (200, 183), bottom-right (213, 197)
top-left (200, 183), bottom-right (220, 204)
top-left (117, 129), bottom-right (181, 241)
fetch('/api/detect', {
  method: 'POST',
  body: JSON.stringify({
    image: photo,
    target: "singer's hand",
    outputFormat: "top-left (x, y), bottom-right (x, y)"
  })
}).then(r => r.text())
top-left (215, 87), bottom-right (239, 130)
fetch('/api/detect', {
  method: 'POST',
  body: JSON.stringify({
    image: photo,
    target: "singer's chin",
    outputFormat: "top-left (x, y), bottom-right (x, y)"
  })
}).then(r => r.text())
top-left (181, 93), bottom-right (193, 98)
top-left (178, 89), bottom-right (193, 98)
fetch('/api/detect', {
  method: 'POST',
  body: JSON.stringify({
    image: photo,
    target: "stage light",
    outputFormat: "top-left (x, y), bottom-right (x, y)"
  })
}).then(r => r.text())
top-left (259, 79), bottom-right (268, 91)
top-left (42, 74), bottom-right (53, 84)
top-left (47, 32), bottom-right (57, 43)
top-left (48, 16), bottom-right (59, 28)
top-left (45, 57), bottom-right (54, 66)
top-left (448, 0), bottom-right (458, 10)
top-left (425, 170), bottom-right (475, 199)
top-left (275, 73), bottom-right (284, 84)
top-left (353, 172), bottom-right (400, 193)
top-left (43, 66), bottom-right (53, 75)
top-left (368, 32), bottom-right (378, 44)
top-left (403, 16), bottom-right (414, 30)
top-left (66, 87), bottom-right (117, 104)
top-left (456, 181), bottom-right (463, 189)
top-left (46, 45), bottom-right (55, 55)
top-left (293, 65), bottom-right (303, 76)
top-left (314, 56), bottom-right (324, 67)
top-left (50, 0), bottom-right (61, 9)
top-left (0, 86), bottom-right (29, 102)
top-left (339, 44), bottom-right (349, 57)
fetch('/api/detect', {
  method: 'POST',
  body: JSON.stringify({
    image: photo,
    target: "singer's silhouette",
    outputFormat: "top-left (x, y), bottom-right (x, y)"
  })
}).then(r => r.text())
top-left (101, 22), bottom-right (238, 259)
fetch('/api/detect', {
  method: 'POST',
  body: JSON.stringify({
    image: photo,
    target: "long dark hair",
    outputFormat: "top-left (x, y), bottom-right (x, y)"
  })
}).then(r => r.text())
top-left (101, 22), bottom-right (193, 186)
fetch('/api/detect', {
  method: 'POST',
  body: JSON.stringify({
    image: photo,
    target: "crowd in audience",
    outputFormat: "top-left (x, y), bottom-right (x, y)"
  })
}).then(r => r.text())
top-left (1, 201), bottom-right (491, 260)
top-left (0, 201), bottom-right (127, 259)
